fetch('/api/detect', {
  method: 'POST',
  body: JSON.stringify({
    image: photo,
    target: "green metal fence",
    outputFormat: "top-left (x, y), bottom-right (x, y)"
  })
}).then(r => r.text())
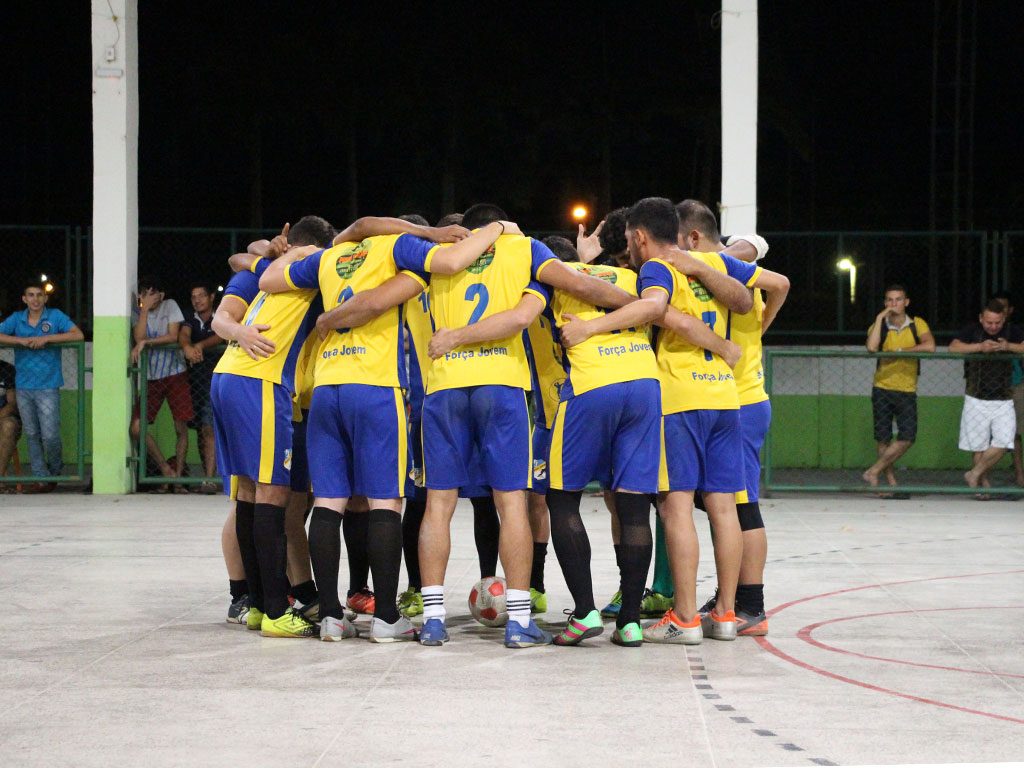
top-left (0, 341), bottom-right (90, 485)
top-left (763, 347), bottom-right (1024, 497)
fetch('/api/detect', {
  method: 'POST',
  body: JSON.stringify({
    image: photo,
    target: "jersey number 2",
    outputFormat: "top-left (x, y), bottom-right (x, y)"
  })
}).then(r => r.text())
top-left (335, 286), bottom-right (354, 334)
top-left (465, 284), bottom-right (489, 325)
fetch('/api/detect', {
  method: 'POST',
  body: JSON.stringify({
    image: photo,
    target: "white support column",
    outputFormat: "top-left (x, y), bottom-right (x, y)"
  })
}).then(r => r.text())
top-left (720, 0), bottom-right (759, 234)
top-left (91, 0), bottom-right (138, 493)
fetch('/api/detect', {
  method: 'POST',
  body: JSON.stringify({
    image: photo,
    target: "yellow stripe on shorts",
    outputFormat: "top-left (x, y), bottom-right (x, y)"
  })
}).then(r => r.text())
top-left (548, 400), bottom-right (567, 490)
top-left (258, 380), bottom-right (276, 484)
top-left (657, 417), bottom-right (669, 493)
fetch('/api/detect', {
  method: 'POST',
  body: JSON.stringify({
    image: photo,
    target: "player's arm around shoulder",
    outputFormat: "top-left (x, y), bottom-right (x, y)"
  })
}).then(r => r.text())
top-left (428, 291), bottom-right (546, 360)
top-left (657, 306), bottom-right (741, 368)
top-left (315, 273), bottom-right (426, 340)
top-left (538, 259), bottom-right (634, 310)
top-left (661, 248), bottom-right (754, 314)
top-left (259, 245), bottom-right (323, 293)
top-left (752, 268), bottom-right (790, 332)
top-left (560, 287), bottom-right (668, 349)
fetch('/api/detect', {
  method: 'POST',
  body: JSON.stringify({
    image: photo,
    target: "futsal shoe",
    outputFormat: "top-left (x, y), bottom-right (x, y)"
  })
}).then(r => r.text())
top-left (227, 594), bottom-right (250, 624)
top-left (504, 618), bottom-right (552, 648)
top-left (320, 615), bottom-right (360, 641)
top-left (398, 588), bottom-right (423, 618)
top-left (735, 608), bottom-right (768, 636)
top-left (640, 589), bottom-right (674, 618)
top-left (419, 618), bottom-right (449, 646)
top-left (246, 607), bottom-right (265, 631)
top-left (529, 588), bottom-right (548, 614)
top-left (610, 622), bottom-right (643, 647)
top-left (552, 609), bottom-right (604, 646)
top-left (347, 588), bottom-right (376, 615)
top-left (260, 608), bottom-right (318, 638)
top-left (600, 590), bottom-right (622, 618)
top-left (642, 609), bottom-right (702, 645)
top-left (294, 599), bottom-right (320, 624)
top-left (701, 610), bottom-right (738, 641)
top-left (369, 616), bottom-right (417, 643)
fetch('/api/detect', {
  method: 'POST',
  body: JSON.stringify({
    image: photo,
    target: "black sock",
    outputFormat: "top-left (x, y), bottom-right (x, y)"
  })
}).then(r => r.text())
top-left (530, 542), bottom-right (547, 592)
top-left (547, 489), bottom-right (595, 616)
top-left (290, 579), bottom-right (317, 605)
top-left (308, 507), bottom-right (343, 620)
top-left (343, 510), bottom-right (370, 594)
top-left (613, 543), bottom-right (623, 590)
top-left (736, 583), bottom-right (765, 615)
top-left (229, 579), bottom-right (247, 601)
top-left (234, 501), bottom-right (263, 612)
top-left (367, 509), bottom-right (403, 623)
top-left (402, 497), bottom-right (426, 590)
top-left (252, 502), bottom-right (290, 619)
top-left (471, 496), bottom-right (500, 579)
top-left (615, 492), bottom-right (653, 629)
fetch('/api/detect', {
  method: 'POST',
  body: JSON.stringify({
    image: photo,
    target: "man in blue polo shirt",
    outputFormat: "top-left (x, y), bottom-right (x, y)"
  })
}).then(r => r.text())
top-left (0, 283), bottom-right (84, 489)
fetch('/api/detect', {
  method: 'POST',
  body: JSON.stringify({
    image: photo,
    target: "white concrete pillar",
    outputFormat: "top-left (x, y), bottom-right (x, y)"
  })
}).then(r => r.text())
top-left (720, 0), bottom-right (759, 234)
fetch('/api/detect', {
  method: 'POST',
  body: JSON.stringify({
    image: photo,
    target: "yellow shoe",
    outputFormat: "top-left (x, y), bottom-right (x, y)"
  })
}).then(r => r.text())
top-left (246, 607), bottom-right (265, 631)
top-left (529, 588), bottom-right (547, 614)
top-left (260, 608), bottom-right (318, 638)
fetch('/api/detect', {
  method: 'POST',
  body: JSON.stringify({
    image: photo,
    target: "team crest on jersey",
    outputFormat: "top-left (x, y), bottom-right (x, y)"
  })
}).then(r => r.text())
top-left (334, 240), bottom-right (371, 279)
top-left (687, 277), bottom-right (712, 302)
top-left (532, 458), bottom-right (547, 481)
top-left (580, 265), bottom-right (618, 284)
top-left (41, 321), bottom-right (52, 333)
top-left (283, 448), bottom-right (292, 471)
top-left (466, 246), bottom-right (495, 274)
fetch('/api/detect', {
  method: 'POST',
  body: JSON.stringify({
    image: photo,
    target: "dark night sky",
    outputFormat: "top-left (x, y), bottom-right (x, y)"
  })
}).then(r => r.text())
top-left (5, 2), bottom-right (1024, 233)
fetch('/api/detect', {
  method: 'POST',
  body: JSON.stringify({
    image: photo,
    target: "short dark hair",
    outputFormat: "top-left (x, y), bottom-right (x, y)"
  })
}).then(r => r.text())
top-left (984, 298), bottom-right (1008, 314)
top-left (626, 197), bottom-right (679, 245)
top-left (991, 290), bottom-right (1013, 308)
top-left (399, 214), bottom-right (430, 227)
top-left (289, 215), bottom-right (334, 248)
top-left (675, 199), bottom-right (721, 242)
top-left (598, 208), bottom-right (628, 256)
top-left (138, 275), bottom-right (163, 293)
top-left (436, 212), bottom-right (463, 227)
top-left (189, 283), bottom-right (214, 296)
top-left (884, 284), bottom-right (907, 297)
top-left (23, 282), bottom-right (46, 295)
top-left (542, 236), bottom-right (578, 263)
top-left (462, 203), bottom-right (507, 229)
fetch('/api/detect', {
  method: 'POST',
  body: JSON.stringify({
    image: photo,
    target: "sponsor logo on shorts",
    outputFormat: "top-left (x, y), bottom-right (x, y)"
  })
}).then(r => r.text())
top-left (466, 246), bottom-right (495, 274)
top-left (283, 448), bottom-right (292, 470)
top-left (409, 467), bottom-right (424, 486)
top-left (533, 459), bottom-right (547, 481)
top-left (334, 240), bottom-right (370, 279)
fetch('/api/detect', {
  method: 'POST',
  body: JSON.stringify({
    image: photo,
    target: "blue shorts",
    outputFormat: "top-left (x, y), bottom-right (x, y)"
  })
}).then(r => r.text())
top-left (290, 412), bottom-right (311, 493)
top-left (660, 408), bottom-right (743, 494)
top-left (211, 373), bottom-right (293, 487)
top-left (531, 424), bottom-right (552, 495)
top-left (308, 384), bottom-right (408, 499)
top-left (549, 379), bottom-right (661, 494)
top-left (422, 385), bottom-right (531, 492)
top-left (738, 399), bottom-right (771, 503)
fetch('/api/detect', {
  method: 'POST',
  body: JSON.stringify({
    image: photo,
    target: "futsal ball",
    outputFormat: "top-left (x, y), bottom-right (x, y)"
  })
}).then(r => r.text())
top-left (468, 576), bottom-right (508, 627)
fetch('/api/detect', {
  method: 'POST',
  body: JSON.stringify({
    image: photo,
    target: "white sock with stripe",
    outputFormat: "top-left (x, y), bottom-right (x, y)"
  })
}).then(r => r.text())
top-left (422, 585), bottom-right (445, 621)
top-left (506, 588), bottom-right (531, 628)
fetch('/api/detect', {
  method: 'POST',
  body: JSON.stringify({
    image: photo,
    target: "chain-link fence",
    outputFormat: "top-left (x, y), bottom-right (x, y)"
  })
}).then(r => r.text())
top-left (763, 348), bottom-right (1024, 497)
top-left (0, 342), bottom-right (90, 489)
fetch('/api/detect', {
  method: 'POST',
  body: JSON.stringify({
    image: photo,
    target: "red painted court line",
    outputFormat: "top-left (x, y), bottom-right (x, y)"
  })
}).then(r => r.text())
top-left (796, 607), bottom-right (1024, 680)
top-left (758, 569), bottom-right (1024, 725)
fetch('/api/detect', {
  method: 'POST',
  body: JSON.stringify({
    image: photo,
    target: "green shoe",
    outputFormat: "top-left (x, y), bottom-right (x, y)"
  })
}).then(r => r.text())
top-left (552, 609), bottom-right (604, 646)
top-left (529, 588), bottom-right (548, 614)
top-left (397, 588), bottom-right (423, 618)
top-left (611, 621), bottom-right (643, 647)
top-left (260, 607), bottom-right (318, 638)
top-left (246, 607), bottom-right (265, 631)
top-left (640, 589), bottom-right (674, 618)
top-left (600, 590), bottom-right (622, 618)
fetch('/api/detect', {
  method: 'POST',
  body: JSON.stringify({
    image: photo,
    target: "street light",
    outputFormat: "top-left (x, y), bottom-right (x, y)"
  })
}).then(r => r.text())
top-left (837, 257), bottom-right (857, 304)
top-left (571, 204), bottom-right (588, 223)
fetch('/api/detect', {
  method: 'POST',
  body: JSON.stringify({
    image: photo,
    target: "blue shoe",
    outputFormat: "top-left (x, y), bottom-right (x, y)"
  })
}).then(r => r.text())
top-left (504, 618), bottom-right (552, 648)
top-left (418, 617), bottom-right (449, 646)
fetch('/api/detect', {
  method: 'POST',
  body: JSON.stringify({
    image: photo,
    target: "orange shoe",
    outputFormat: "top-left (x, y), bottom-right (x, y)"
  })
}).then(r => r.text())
top-left (701, 609), bottom-right (737, 641)
top-left (642, 608), bottom-right (702, 644)
top-left (736, 608), bottom-right (768, 636)
top-left (346, 588), bottom-right (376, 615)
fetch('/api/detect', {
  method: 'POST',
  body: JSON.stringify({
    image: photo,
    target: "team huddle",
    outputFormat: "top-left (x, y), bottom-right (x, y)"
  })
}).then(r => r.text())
top-left (208, 196), bottom-right (789, 648)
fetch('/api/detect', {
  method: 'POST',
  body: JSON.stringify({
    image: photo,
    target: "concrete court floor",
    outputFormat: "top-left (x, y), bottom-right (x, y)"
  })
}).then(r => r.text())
top-left (0, 492), bottom-right (1022, 768)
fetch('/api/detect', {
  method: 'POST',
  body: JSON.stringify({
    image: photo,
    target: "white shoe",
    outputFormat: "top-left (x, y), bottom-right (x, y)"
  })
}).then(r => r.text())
top-left (320, 615), bottom-right (359, 641)
top-left (369, 616), bottom-right (417, 643)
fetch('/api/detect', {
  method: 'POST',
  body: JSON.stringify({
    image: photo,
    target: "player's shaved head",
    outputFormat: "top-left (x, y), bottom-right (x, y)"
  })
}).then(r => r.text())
top-left (542, 236), bottom-right (578, 263)
top-left (462, 203), bottom-right (507, 229)
top-left (289, 215), bottom-right (334, 248)
top-left (675, 199), bottom-right (721, 243)
top-left (399, 214), bottom-right (430, 227)
top-left (626, 198), bottom-right (679, 244)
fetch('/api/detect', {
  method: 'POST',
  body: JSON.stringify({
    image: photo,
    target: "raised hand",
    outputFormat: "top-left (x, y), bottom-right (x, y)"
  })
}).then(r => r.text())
top-left (577, 220), bottom-right (604, 264)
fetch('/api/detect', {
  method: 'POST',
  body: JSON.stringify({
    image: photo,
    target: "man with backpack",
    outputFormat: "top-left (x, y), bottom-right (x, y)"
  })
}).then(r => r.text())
top-left (863, 285), bottom-right (935, 491)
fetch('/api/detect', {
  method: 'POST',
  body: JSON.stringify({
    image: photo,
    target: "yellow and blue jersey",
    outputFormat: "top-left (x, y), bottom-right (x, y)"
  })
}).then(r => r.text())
top-left (218, 262), bottom-right (265, 315)
top-left (393, 233), bottom-right (557, 394)
top-left (638, 251), bottom-right (761, 414)
top-left (405, 286), bottom-right (434, 419)
top-left (214, 258), bottom-right (322, 393)
top-left (551, 263), bottom-right (659, 399)
top-left (285, 235), bottom-right (428, 391)
top-left (523, 288), bottom-right (566, 429)
top-left (732, 287), bottom-right (769, 406)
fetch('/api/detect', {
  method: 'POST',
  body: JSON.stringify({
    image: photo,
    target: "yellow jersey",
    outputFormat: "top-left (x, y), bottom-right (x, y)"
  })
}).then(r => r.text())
top-left (732, 288), bottom-right (769, 406)
top-left (871, 315), bottom-right (930, 393)
top-left (394, 233), bottom-right (556, 394)
top-left (292, 332), bottom-right (321, 419)
top-left (551, 263), bottom-right (659, 398)
top-left (405, 286), bottom-right (434, 416)
top-left (638, 252), bottom-right (761, 414)
top-left (285, 235), bottom-right (428, 390)
top-left (523, 289), bottom-right (566, 429)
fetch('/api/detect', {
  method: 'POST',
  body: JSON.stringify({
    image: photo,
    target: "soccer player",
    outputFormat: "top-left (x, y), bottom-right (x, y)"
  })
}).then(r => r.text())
top-left (260, 219), bottom-right (500, 641)
top-left (675, 200), bottom-right (790, 637)
top-left (210, 216), bottom-right (333, 638)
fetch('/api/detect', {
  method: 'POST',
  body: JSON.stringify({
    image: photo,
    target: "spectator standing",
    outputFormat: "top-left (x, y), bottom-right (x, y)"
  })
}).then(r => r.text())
top-left (130, 276), bottom-right (194, 486)
top-left (990, 291), bottom-right (1024, 486)
top-left (179, 284), bottom-right (224, 491)
top-left (0, 359), bottom-right (21, 485)
top-left (863, 285), bottom-right (935, 491)
top-left (0, 283), bottom-right (84, 491)
top-left (949, 299), bottom-right (1024, 493)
